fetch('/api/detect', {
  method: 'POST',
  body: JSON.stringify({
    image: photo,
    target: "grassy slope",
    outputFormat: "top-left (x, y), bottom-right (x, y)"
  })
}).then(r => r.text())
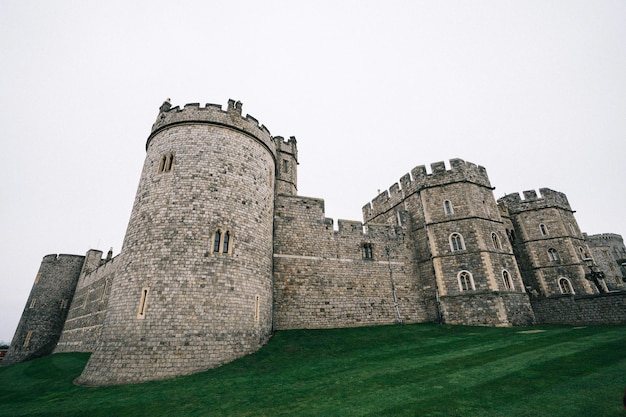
top-left (0, 324), bottom-right (625, 417)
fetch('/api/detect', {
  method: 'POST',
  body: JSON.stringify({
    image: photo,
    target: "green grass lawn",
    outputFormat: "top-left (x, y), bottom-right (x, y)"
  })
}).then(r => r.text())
top-left (1, 323), bottom-right (625, 416)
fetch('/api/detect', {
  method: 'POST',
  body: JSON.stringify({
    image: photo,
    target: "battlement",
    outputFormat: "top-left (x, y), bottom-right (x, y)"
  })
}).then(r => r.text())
top-left (42, 254), bottom-right (86, 263)
top-left (275, 136), bottom-right (298, 158)
top-left (584, 233), bottom-right (624, 242)
top-left (147, 99), bottom-right (274, 153)
top-left (498, 188), bottom-right (572, 214)
top-left (363, 158), bottom-right (491, 222)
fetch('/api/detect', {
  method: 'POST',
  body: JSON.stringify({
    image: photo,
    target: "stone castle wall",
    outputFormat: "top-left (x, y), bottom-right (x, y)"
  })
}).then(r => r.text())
top-left (440, 292), bottom-right (535, 326)
top-left (5, 100), bottom-right (625, 385)
top-left (273, 194), bottom-right (433, 329)
top-left (530, 292), bottom-right (626, 325)
top-left (54, 251), bottom-right (118, 353)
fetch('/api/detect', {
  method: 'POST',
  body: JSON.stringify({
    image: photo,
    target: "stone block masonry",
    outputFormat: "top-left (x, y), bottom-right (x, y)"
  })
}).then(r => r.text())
top-left (273, 195), bottom-right (433, 329)
top-left (5, 99), bottom-right (625, 385)
top-left (54, 250), bottom-right (118, 353)
top-left (530, 292), bottom-right (626, 325)
top-left (3, 254), bottom-right (85, 365)
top-left (76, 100), bottom-right (276, 385)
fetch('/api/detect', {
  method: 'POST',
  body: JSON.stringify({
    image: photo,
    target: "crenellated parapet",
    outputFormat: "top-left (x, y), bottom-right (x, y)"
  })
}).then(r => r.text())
top-left (498, 188), bottom-right (573, 214)
top-left (147, 99), bottom-right (275, 158)
top-left (584, 232), bottom-right (624, 242)
top-left (275, 135), bottom-right (298, 158)
top-left (363, 158), bottom-right (491, 222)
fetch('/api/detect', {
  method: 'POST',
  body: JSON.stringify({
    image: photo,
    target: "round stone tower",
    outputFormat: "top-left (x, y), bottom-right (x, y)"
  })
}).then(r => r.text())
top-left (76, 100), bottom-right (277, 385)
top-left (3, 254), bottom-right (84, 365)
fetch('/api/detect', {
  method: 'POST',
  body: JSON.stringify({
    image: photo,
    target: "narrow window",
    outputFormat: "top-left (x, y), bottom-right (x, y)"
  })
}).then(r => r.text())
top-left (23, 330), bottom-right (33, 347)
top-left (29, 299), bottom-right (36, 309)
top-left (34, 273), bottom-right (41, 285)
top-left (450, 233), bottom-right (465, 252)
top-left (213, 231), bottom-right (222, 253)
top-left (569, 223), bottom-right (576, 235)
top-left (507, 229), bottom-right (516, 243)
top-left (60, 299), bottom-right (68, 309)
top-left (223, 231), bottom-right (230, 253)
top-left (158, 153), bottom-right (174, 173)
top-left (491, 233), bottom-right (501, 249)
top-left (502, 270), bottom-right (513, 290)
top-left (254, 295), bottom-right (260, 323)
top-left (444, 200), bottom-right (453, 215)
top-left (558, 277), bottom-right (574, 294)
top-left (540, 224), bottom-right (548, 236)
top-left (158, 155), bottom-right (166, 172)
top-left (362, 243), bottom-right (373, 259)
top-left (548, 248), bottom-right (557, 261)
top-left (283, 159), bottom-right (288, 173)
top-left (137, 287), bottom-right (149, 319)
top-left (458, 271), bottom-right (474, 291)
top-left (101, 279), bottom-right (110, 301)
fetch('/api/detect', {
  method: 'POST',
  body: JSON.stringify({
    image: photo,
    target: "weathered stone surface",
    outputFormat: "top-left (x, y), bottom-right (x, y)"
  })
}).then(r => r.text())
top-left (5, 100), bottom-right (625, 384)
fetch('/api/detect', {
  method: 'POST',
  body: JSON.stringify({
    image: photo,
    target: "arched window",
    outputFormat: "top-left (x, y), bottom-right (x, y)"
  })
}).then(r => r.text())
top-left (569, 223), bottom-right (576, 235)
top-left (223, 231), bottom-right (230, 253)
top-left (458, 271), bottom-right (475, 291)
top-left (157, 153), bottom-right (174, 173)
top-left (158, 155), bottom-right (166, 172)
top-left (548, 248), bottom-right (560, 262)
top-left (444, 200), bottom-right (454, 215)
top-left (449, 233), bottom-right (465, 252)
top-left (558, 277), bottom-right (574, 294)
top-left (213, 229), bottom-right (232, 254)
top-left (213, 231), bottom-right (222, 253)
top-left (539, 224), bottom-right (548, 236)
top-left (491, 233), bottom-right (501, 249)
top-left (165, 153), bottom-right (174, 171)
top-left (502, 270), bottom-right (513, 290)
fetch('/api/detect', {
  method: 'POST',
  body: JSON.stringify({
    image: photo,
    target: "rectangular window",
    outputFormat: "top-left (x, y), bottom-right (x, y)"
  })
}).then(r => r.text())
top-left (29, 299), bottom-right (37, 308)
top-left (23, 330), bottom-right (33, 347)
top-left (137, 287), bottom-right (150, 319)
top-left (254, 295), bottom-right (260, 323)
top-left (283, 160), bottom-right (288, 173)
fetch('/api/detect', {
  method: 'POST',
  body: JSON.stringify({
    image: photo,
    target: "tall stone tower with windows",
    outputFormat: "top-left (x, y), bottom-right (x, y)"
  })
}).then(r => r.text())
top-left (363, 159), bottom-right (535, 326)
top-left (498, 189), bottom-right (597, 296)
top-left (76, 100), bottom-right (280, 385)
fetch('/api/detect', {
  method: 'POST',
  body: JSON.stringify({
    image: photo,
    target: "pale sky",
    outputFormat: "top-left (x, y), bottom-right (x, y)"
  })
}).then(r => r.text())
top-left (1, 1), bottom-right (624, 343)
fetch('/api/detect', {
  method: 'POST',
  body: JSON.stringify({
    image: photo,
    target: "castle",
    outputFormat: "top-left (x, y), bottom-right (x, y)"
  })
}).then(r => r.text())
top-left (4, 100), bottom-right (626, 385)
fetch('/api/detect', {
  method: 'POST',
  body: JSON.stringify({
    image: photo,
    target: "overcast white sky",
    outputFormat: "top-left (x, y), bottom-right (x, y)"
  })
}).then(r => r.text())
top-left (1, 1), bottom-right (624, 343)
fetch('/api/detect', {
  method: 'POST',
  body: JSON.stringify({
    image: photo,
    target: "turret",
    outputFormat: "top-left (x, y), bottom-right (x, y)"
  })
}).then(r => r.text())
top-left (498, 189), bottom-right (596, 296)
top-left (76, 100), bottom-right (278, 385)
top-left (3, 254), bottom-right (84, 365)
top-left (275, 136), bottom-right (298, 195)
